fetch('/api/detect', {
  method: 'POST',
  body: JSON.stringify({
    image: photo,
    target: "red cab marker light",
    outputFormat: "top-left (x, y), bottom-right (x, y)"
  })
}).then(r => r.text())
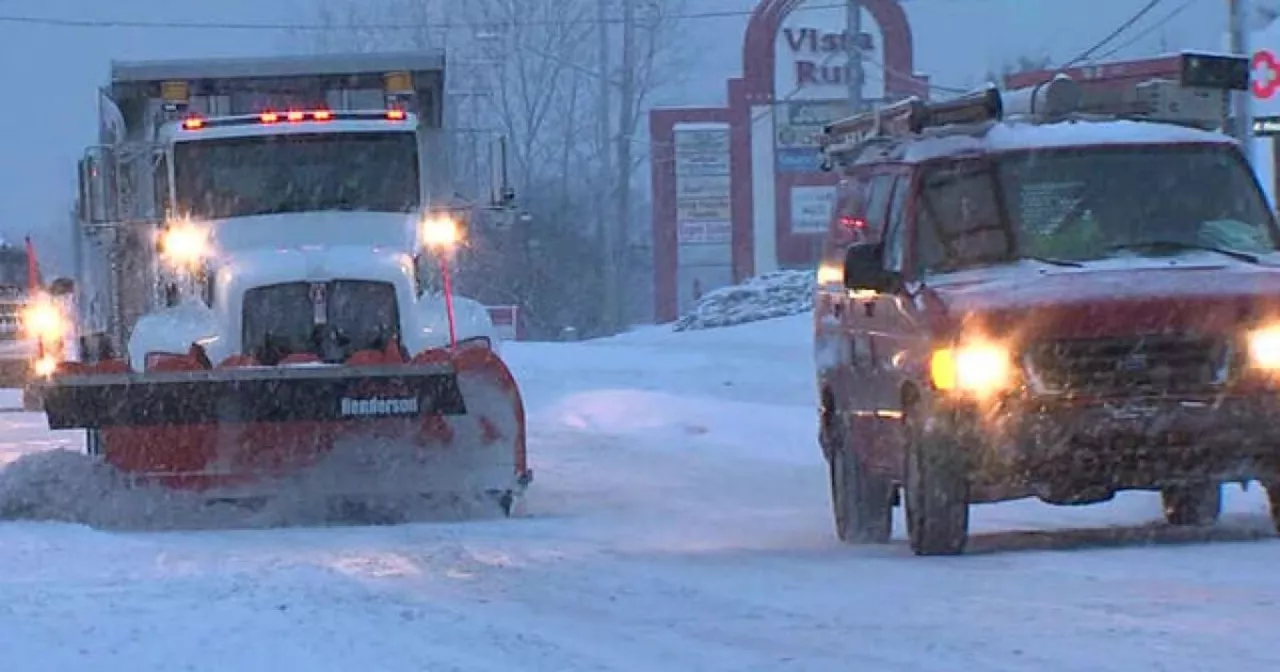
top-left (286, 110), bottom-right (305, 122)
top-left (386, 109), bottom-right (406, 120)
top-left (260, 111), bottom-right (279, 123)
top-left (313, 110), bottom-right (332, 120)
top-left (182, 118), bottom-right (204, 130)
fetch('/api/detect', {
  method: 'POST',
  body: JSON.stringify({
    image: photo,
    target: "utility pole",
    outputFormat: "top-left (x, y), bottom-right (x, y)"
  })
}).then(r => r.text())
top-left (1229, 0), bottom-right (1252, 158)
top-left (610, 0), bottom-right (636, 332)
top-left (598, 0), bottom-right (618, 331)
top-left (846, 0), bottom-right (864, 113)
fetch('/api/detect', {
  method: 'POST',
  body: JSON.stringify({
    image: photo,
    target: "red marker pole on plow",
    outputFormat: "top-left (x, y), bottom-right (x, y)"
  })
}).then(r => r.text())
top-left (421, 214), bottom-right (461, 349)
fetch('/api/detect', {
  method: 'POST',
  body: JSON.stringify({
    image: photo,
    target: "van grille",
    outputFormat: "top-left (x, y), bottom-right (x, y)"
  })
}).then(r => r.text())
top-left (1023, 335), bottom-right (1230, 396)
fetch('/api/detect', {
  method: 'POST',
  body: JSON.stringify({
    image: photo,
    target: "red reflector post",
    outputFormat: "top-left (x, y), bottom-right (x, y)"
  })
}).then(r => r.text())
top-left (182, 118), bottom-right (204, 130)
top-left (386, 109), bottom-right (406, 120)
top-left (287, 110), bottom-right (305, 122)
top-left (260, 112), bottom-right (279, 123)
top-left (313, 110), bottom-right (332, 120)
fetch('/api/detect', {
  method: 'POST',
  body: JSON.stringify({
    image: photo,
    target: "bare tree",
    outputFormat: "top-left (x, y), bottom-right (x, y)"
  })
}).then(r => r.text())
top-left (300, 0), bottom-right (687, 334)
top-left (983, 52), bottom-right (1054, 88)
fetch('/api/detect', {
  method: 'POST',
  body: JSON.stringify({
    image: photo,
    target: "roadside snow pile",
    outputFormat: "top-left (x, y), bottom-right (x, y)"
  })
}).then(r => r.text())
top-left (673, 270), bottom-right (815, 331)
top-left (0, 447), bottom-right (509, 530)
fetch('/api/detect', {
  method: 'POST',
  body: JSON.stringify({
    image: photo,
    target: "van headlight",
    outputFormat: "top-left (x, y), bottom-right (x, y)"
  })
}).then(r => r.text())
top-left (1247, 326), bottom-right (1280, 370)
top-left (930, 341), bottom-right (1014, 396)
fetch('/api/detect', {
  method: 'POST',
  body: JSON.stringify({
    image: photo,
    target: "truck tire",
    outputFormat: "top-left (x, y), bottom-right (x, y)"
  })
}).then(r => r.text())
top-left (903, 405), bottom-right (970, 556)
top-left (1267, 483), bottom-right (1280, 535)
top-left (1161, 483), bottom-right (1221, 526)
top-left (825, 408), bottom-right (892, 544)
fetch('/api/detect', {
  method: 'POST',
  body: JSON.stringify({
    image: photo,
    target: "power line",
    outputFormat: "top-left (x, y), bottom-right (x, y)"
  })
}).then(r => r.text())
top-left (0, 3), bottom-right (913, 32)
top-left (1091, 0), bottom-right (1200, 62)
top-left (1060, 0), bottom-right (1164, 68)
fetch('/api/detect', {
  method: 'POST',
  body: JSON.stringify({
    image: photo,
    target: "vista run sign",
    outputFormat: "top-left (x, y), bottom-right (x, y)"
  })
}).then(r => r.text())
top-left (781, 27), bottom-right (875, 90)
top-left (648, 0), bottom-right (928, 322)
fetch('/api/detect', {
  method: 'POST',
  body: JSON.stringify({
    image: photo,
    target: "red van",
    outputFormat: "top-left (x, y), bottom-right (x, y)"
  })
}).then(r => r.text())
top-left (813, 53), bottom-right (1280, 555)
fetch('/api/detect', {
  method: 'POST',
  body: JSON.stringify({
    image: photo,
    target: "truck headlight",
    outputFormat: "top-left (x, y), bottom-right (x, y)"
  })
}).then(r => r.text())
top-left (160, 222), bottom-right (209, 268)
top-left (930, 341), bottom-right (1013, 396)
top-left (21, 298), bottom-right (62, 340)
top-left (420, 214), bottom-right (460, 250)
top-left (1247, 326), bottom-right (1280, 370)
top-left (32, 355), bottom-right (57, 377)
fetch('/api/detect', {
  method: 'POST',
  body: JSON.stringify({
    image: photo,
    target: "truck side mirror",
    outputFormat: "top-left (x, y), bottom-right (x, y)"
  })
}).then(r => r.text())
top-left (77, 158), bottom-right (92, 223)
top-left (78, 147), bottom-right (116, 225)
top-left (844, 243), bottom-right (898, 293)
top-left (489, 135), bottom-right (515, 208)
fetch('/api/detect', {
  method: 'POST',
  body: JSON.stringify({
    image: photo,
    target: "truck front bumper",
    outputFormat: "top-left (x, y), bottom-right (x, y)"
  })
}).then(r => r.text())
top-left (958, 394), bottom-right (1280, 497)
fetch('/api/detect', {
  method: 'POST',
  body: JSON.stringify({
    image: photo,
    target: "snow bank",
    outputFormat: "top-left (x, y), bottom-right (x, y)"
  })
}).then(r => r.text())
top-left (673, 270), bottom-right (815, 331)
top-left (0, 447), bottom-right (508, 531)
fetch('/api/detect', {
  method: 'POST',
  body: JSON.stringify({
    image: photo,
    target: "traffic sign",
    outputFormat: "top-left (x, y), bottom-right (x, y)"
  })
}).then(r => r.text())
top-left (1253, 49), bottom-right (1279, 99)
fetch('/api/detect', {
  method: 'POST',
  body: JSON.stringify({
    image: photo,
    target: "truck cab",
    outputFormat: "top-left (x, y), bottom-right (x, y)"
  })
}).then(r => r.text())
top-left (813, 52), bottom-right (1280, 555)
top-left (70, 52), bottom-right (514, 371)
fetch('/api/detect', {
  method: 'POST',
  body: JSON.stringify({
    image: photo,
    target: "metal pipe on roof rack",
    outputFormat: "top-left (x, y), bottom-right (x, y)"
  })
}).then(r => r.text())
top-left (1001, 75), bottom-right (1082, 121)
top-left (922, 86), bottom-right (1003, 127)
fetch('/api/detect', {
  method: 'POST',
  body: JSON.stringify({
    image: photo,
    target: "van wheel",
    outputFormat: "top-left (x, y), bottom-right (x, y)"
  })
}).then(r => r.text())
top-left (1161, 483), bottom-right (1221, 526)
top-left (825, 409), bottom-right (892, 544)
top-left (903, 405), bottom-right (970, 556)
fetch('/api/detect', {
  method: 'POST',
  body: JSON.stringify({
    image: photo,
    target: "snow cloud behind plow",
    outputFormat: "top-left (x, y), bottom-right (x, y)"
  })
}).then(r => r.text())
top-left (0, 446), bottom-right (511, 532)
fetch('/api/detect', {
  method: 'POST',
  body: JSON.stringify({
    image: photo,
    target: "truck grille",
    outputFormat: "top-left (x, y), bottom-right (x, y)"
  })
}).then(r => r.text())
top-left (242, 280), bottom-right (400, 364)
top-left (1023, 335), bottom-right (1231, 396)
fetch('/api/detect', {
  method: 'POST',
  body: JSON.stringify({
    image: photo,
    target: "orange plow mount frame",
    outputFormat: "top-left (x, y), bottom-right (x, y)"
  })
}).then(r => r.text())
top-left (38, 346), bottom-right (530, 509)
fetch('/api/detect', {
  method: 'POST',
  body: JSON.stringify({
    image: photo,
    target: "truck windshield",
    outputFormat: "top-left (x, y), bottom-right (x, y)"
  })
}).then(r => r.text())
top-left (916, 145), bottom-right (1278, 271)
top-left (172, 131), bottom-right (420, 219)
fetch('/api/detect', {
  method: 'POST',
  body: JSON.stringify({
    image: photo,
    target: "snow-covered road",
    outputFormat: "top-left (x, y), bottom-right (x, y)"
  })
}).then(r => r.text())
top-left (0, 315), bottom-right (1278, 671)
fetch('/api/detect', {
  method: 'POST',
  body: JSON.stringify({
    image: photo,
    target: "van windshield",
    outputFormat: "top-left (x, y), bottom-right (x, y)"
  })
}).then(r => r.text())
top-left (173, 131), bottom-right (420, 220)
top-left (915, 144), bottom-right (1278, 271)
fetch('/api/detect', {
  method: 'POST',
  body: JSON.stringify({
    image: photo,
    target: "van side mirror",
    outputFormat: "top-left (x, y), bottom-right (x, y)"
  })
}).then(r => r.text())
top-left (843, 244), bottom-right (898, 292)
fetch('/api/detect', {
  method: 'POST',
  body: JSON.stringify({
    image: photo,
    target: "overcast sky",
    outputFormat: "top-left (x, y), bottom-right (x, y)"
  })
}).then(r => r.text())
top-left (0, 0), bottom-right (1267, 270)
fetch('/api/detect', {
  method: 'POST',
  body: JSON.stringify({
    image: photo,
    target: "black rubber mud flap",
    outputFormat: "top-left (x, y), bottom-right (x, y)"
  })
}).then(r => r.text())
top-left (39, 364), bottom-right (468, 429)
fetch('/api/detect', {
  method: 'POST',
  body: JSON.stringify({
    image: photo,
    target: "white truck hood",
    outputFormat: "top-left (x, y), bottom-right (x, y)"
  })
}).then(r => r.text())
top-left (128, 212), bottom-right (498, 369)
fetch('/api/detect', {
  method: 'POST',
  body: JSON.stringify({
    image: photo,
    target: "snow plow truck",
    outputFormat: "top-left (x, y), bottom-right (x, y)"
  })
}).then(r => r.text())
top-left (28, 51), bottom-right (531, 514)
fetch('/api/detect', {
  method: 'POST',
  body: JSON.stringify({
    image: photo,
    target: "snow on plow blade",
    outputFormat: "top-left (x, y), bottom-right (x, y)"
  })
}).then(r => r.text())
top-left (37, 348), bottom-right (530, 508)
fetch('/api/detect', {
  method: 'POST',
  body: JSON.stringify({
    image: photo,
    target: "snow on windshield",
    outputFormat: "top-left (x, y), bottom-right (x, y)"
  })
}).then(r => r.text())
top-left (917, 144), bottom-right (1275, 271)
top-left (172, 131), bottom-right (420, 219)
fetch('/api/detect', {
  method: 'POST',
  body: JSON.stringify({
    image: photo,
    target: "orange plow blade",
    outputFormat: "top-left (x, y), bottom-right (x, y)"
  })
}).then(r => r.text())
top-left (39, 347), bottom-right (530, 514)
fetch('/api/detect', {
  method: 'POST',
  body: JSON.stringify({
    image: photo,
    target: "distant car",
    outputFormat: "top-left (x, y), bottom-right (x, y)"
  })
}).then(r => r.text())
top-left (0, 243), bottom-right (36, 390)
top-left (813, 53), bottom-right (1280, 556)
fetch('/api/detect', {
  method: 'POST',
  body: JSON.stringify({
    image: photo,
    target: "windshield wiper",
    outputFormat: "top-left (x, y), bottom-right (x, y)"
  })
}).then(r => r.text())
top-left (1023, 255), bottom-right (1084, 267)
top-left (1106, 240), bottom-right (1259, 264)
